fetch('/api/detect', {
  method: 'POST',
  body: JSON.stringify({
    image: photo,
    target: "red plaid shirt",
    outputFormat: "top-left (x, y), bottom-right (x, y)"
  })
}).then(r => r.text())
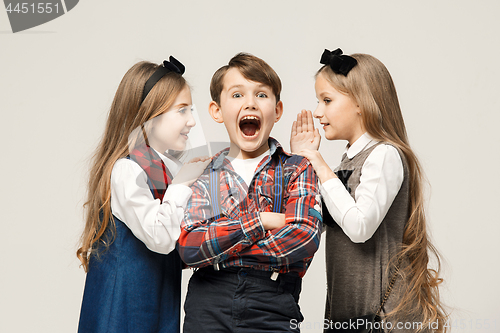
top-left (177, 138), bottom-right (322, 278)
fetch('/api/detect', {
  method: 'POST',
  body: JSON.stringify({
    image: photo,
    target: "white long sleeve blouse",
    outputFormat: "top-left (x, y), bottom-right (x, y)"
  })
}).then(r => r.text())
top-left (320, 133), bottom-right (404, 243)
top-left (110, 150), bottom-right (192, 254)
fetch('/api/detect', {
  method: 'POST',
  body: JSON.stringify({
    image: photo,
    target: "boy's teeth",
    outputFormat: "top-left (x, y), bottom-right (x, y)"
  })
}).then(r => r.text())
top-left (240, 115), bottom-right (260, 137)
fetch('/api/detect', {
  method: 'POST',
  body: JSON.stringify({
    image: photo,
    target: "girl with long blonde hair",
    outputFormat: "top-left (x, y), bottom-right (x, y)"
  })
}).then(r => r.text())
top-left (290, 49), bottom-right (447, 332)
top-left (77, 57), bottom-right (209, 333)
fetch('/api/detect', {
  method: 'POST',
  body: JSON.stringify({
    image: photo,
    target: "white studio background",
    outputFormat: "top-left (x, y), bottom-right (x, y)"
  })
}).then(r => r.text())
top-left (1, 1), bottom-right (499, 332)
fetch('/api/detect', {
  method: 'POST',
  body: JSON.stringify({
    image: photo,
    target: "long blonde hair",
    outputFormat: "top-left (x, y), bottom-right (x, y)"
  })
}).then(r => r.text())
top-left (319, 54), bottom-right (448, 331)
top-left (77, 61), bottom-right (187, 272)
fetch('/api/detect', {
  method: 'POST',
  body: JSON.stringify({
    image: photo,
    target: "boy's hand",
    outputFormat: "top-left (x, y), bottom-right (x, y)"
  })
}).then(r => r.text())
top-left (290, 110), bottom-right (321, 153)
top-left (172, 156), bottom-right (211, 187)
top-left (260, 212), bottom-right (286, 230)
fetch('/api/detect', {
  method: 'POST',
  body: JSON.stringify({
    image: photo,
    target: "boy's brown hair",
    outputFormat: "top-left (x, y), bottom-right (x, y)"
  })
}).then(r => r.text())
top-left (210, 52), bottom-right (282, 105)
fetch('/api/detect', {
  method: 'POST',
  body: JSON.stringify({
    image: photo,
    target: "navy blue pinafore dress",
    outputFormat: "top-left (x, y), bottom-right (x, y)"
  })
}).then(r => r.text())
top-left (78, 147), bottom-right (182, 333)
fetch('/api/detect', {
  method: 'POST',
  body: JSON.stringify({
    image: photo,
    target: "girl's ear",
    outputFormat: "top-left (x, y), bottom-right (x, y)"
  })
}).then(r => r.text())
top-left (208, 101), bottom-right (224, 123)
top-left (274, 100), bottom-right (284, 123)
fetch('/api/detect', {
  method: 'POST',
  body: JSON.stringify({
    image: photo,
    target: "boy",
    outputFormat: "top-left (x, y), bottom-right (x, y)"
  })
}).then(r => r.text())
top-left (177, 53), bottom-right (322, 332)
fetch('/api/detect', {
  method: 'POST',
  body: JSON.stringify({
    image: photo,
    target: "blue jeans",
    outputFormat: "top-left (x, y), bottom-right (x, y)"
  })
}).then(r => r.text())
top-left (183, 267), bottom-right (304, 332)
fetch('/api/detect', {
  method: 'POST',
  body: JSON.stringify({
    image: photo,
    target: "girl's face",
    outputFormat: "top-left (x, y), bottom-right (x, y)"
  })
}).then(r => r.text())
top-left (149, 85), bottom-right (195, 153)
top-left (313, 72), bottom-right (365, 145)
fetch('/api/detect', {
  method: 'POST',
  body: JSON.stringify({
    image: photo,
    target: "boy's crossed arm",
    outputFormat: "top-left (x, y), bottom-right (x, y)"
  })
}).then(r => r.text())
top-left (240, 165), bottom-right (321, 265)
top-left (177, 160), bottom-right (322, 271)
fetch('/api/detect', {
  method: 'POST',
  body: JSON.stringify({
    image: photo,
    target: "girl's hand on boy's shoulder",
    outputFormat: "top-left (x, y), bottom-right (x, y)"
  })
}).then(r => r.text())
top-left (296, 149), bottom-right (337, 184)
top-left (171, 156), bottom-right (211, 186)
top-left (187, 156), bottom-right (211, 164)
top-left (290, 110), bottom-right (321, 153)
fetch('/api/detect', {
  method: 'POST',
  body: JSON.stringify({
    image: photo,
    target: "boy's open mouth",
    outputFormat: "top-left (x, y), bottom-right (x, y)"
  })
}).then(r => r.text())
top-left (239, 115), bottom-right (261, 137)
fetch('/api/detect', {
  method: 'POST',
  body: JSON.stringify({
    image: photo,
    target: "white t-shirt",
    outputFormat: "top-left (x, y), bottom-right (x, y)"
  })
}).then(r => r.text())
top-left (226, 150), bottom-right (270, 187)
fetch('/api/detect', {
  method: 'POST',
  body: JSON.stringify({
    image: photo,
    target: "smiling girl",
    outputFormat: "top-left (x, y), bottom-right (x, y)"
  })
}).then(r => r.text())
top-left (77, 57), bottom-right (209, 333)
top-left (291, 49), bottom-right (447, 332)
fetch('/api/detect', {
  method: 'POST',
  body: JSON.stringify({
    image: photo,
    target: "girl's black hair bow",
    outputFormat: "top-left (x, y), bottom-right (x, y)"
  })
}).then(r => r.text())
top-left (320, 48), bottom-right (357, 76)
top-left (141, 56), bottom-right (185, 104)
top-left (163, 56), bottom-right (185, 75)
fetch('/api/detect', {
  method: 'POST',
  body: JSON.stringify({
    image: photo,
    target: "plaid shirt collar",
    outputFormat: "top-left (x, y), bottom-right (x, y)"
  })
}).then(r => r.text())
top-left (210, 137), bottom-right (291, 172)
